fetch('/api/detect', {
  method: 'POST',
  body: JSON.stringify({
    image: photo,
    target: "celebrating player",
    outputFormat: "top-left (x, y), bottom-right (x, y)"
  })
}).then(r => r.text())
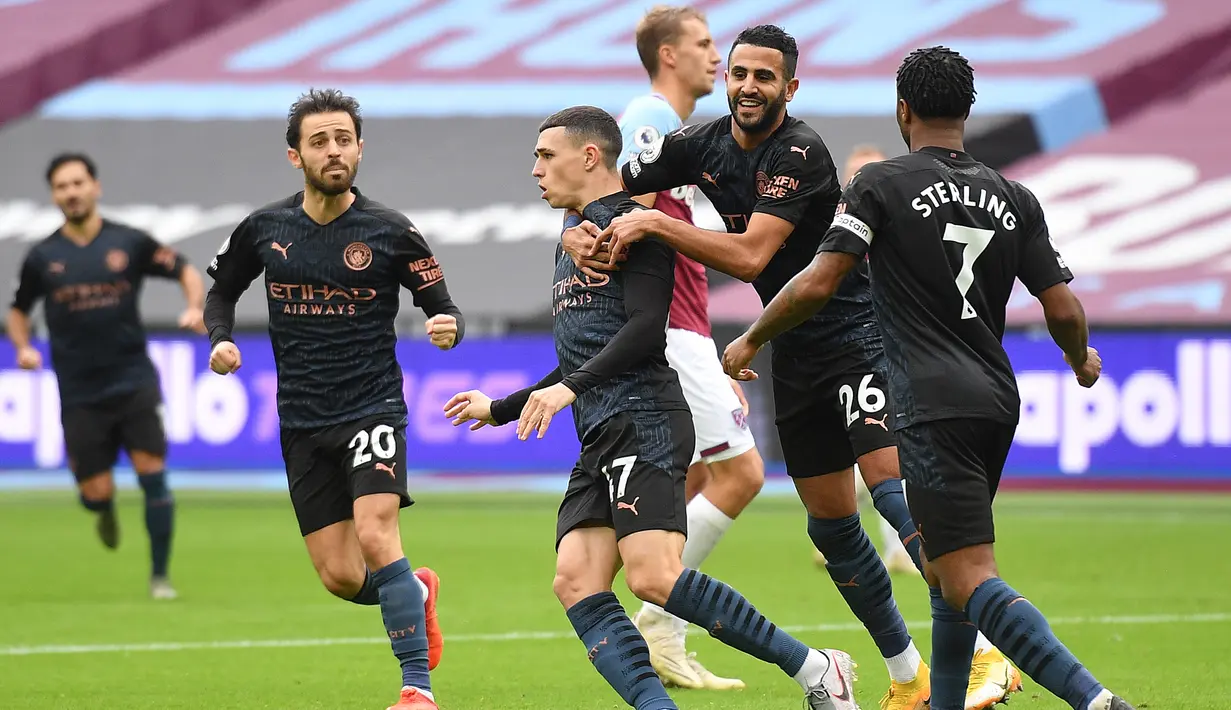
top-left (585, 24), bottom-right (932, 708)
top-left (203, 89), bottom-right (457, 710)
top-left (561, 5), bottom-right (764, 691)
top-left (7, 152), bottom-right (204, 601)
top-left (444, 105), bottom-right (857, 710)
top-left (723, 46), bottom-right (1136, 710)
top-left (810, 144), bottom-right (917, 578)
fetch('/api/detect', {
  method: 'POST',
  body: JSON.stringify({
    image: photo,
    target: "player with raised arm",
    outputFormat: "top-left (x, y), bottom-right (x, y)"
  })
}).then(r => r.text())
top-left (444, 105), bottom-right (858, 710)
top-left (203, 89), bottom-right (455, 710)
top-left (7, 152), bottom-right (205, 600)
top-left (560, 5), bottom-right (764, 691)
top-left (588, 25), bottom-right (933, 709)
top-left (722, 46), bottom-right (1136, 710)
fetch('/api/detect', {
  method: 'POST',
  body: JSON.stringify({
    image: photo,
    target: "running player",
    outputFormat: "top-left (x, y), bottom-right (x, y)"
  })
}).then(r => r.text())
top-left (7, 152), bottom-right (204, 600)
top-left (724, 46), bottom-right (1136, 710)
top-left (444, 105), bottom-right (858, 710)
top-left (589, 25), bottom-right (931, 708)
top-left (561, 5), bottom-right (763, 690)
top-left (204, 89), bottom-right (452, 710)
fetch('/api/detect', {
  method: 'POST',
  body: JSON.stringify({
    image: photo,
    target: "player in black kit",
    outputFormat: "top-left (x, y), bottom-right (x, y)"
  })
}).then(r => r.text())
top-left (580, 24), bottom-right (933, 706)
top-left (203, 89), bottom-right (455, 710)
top-left (443, 105), bottom-right (855, 710)
top-left (7, 152), bottom-right (205, 600)
top-left (725, 47), bottom-right (1136, 710)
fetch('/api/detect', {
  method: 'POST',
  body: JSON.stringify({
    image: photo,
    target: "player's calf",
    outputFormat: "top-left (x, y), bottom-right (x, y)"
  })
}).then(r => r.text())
top-left (134, 464), bottom-right (175, 591)
top-left (78, 472), bottom-right (119, 550)
top-left (558, 527), bottom-right (678, 710)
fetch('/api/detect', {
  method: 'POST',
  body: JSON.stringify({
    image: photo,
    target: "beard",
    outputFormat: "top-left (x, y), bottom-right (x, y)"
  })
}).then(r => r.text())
top-left (59, 200), bottom-right (93, 225)
top-left (729, 91), bottom-right (787, 134)
top-left (306, 160), bottom-right (358, 196)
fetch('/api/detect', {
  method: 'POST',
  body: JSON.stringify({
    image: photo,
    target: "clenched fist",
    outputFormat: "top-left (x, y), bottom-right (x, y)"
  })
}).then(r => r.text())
top-left (425, 314), bottom-right (459, 350)
top-left (15, 346), bottom-right (42, 370)
top-left (209, 341), bottom-right (242, 375)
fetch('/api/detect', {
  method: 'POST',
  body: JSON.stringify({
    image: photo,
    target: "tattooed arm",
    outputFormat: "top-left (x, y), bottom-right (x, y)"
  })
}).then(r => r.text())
top-left (722, 252), bottom-right (859, 379)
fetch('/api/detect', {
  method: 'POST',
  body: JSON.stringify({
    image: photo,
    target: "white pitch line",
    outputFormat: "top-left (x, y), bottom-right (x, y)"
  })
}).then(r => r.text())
top-left (2, 611), bottom-right (1227, 657)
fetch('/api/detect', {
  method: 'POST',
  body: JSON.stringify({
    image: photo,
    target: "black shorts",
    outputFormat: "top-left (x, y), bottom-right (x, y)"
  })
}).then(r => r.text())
top-left (61, 386), bottom-right (166, 482)
top-left (555, 409), bottom-right (693, 550)
top-left (280, 414), bottom-right (413, 537)
top-left (896, 418), bottom-right (1016, 561)
top-left (772, 342), bottom-right (897, 478)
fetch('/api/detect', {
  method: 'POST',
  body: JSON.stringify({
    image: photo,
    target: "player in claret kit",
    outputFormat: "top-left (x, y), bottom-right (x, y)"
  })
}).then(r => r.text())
top-left (204, 89), bottom-right (455, 710)
top-left (724, 45), bottom-right (1136, 710)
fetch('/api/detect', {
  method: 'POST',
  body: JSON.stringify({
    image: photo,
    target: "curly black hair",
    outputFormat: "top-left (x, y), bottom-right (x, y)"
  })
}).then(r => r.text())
top-left (730, 24), bottom-right (798, 80)
top-left (896, 46), bottom-right (976, 120)
top-left (286, 88), bottom-right (363, 149)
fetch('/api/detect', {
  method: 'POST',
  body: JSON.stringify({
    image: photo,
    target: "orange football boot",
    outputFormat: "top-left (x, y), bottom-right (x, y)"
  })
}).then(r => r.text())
top-left (387, 687), bottom-right (437, 709)
top-left (414, 567), bottom-right (443, 670)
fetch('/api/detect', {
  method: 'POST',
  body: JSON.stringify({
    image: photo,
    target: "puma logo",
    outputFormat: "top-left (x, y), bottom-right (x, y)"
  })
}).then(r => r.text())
top-left (836, 575), bottom-right (860, 588)
top-left (587, 636), bottom-right (608, 661)
top-left (864, 414), bottom-right (888, 431)
top-left (616, 497), bottom-right (640, 516)
top-left (375, 462), bottom-right (397, 478)
top-left (790, 145), bottom-right (811, 159)
top-left (709, 620), bottom-right (722, 637)
top-left (271, 242), bottom-right (292, 259)
top-left (701, 171), bottom-right (719, 187)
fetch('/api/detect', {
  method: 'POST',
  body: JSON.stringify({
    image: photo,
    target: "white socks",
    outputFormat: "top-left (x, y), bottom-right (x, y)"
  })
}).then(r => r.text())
top-left (416, 575), bottom-right (429, 601)
top-left (641, 495), bottom-right (734, 631)
top-left (974, 631), bottom-right (995, 653)
top-left (793, 648), bottom-right (832, 690)
top-left (885, 642), bottom-right (923, 683)
top-left (1087, 689), bottom-right (1115, 710)
top-left (405, 687), bottom-right (434, 701)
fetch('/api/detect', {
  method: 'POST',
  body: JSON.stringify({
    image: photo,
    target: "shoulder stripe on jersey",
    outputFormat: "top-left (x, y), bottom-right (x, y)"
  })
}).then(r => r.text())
top-left (833, 213), bottom-right (873, 244)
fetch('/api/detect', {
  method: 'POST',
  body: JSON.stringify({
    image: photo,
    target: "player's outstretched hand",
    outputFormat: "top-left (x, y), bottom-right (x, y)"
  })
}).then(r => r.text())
top-left (444, 390), bottom-right (497, 431)
top-left (1065, 346), bottom-right (1102, 388)
top-left (209, 341), bottom-right (242, 375)
top-left (722, 334), bottom-right (761, 382)
top-left (517, 382), bottom-right (576, 441)
top-left (561, 220), bottom-right (620, 279)
top-left (593, 209), bottom-right (664, 265)
top-left (425, 314), bottom-right (458, 350)
top-left (15, 345), bottom-right (42, 370)
top-left (178, 307), bottom-right (207, 335)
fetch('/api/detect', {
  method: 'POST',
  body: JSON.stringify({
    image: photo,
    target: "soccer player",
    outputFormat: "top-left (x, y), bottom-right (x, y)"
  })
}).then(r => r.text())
top-left (587, 24), bottom-right (931, 708)
top-left (561, 5), bottom-right (764, 691)
top-left (722, 46), bottom-right (1136, 710)
top-left (203, 89), bottom-right (453, 710)
top-left (7, 152), bottom-right (204, 600)
top-left (810, 144), bottom-right (916, 578)
top-left (444, 105), bottom-right (858, 710)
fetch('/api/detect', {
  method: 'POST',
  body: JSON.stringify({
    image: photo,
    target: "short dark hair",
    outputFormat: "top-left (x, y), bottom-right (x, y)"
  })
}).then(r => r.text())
top-left (45, 152), bottom-right (97, 185)
top-left (730, 24), bottom-right (798, 80)
top-left (538, 106), bottom-right (623, 170)
top-left (896, 46), bottom-right (977, 120)
top-left (285, 88), bottom-right (363, 149)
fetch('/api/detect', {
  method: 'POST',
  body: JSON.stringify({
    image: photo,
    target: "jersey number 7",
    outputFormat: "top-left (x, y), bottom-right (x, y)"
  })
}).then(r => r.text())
top-left (943, 223), bottom-right (996, 320)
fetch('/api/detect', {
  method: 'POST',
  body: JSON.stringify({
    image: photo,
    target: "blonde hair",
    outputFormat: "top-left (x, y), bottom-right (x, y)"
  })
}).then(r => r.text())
top-left (635, 5), bottom-right (708, 79)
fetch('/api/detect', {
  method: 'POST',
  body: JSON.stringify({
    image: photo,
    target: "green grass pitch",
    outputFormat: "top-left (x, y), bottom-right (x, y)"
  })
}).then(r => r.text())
top-left (1, 489), bottom-right (1228, 709)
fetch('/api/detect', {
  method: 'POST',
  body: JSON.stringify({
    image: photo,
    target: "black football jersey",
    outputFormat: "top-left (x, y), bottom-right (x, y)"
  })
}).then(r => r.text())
top-left (206, 188), bottom-right (461, 429)
top-left (621, 113), bottom-right (878, 355)
top-left (819, 146), bottom-right (1073, 428)
top-left (553, 193), bottom-right (688, 439)
top-left (10, 221), bottom-right (186, 406)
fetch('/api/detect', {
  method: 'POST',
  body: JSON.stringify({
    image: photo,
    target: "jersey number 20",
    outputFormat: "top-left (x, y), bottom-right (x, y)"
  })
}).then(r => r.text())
top-left (349, 424), bottom-right (397, 467)
top-left (943, 223), bottom-right (995, 320)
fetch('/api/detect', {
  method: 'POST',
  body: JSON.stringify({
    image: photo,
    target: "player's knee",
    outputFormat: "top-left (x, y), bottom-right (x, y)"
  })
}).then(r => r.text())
top-left (78, 473), bottom-right (114, 502)
top-left (553, 559), bottom-right (603, 608)
top-left (317, 563), bottom-right (365, 600)
top-left (622, 549), bottom-right (682, 606)
top-left (710, 449), bottom-right (765, 495)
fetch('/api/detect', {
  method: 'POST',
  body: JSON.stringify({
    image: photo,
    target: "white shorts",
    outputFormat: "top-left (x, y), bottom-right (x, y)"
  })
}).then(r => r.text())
top-left (666, 328), bottom-right (758, 465)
